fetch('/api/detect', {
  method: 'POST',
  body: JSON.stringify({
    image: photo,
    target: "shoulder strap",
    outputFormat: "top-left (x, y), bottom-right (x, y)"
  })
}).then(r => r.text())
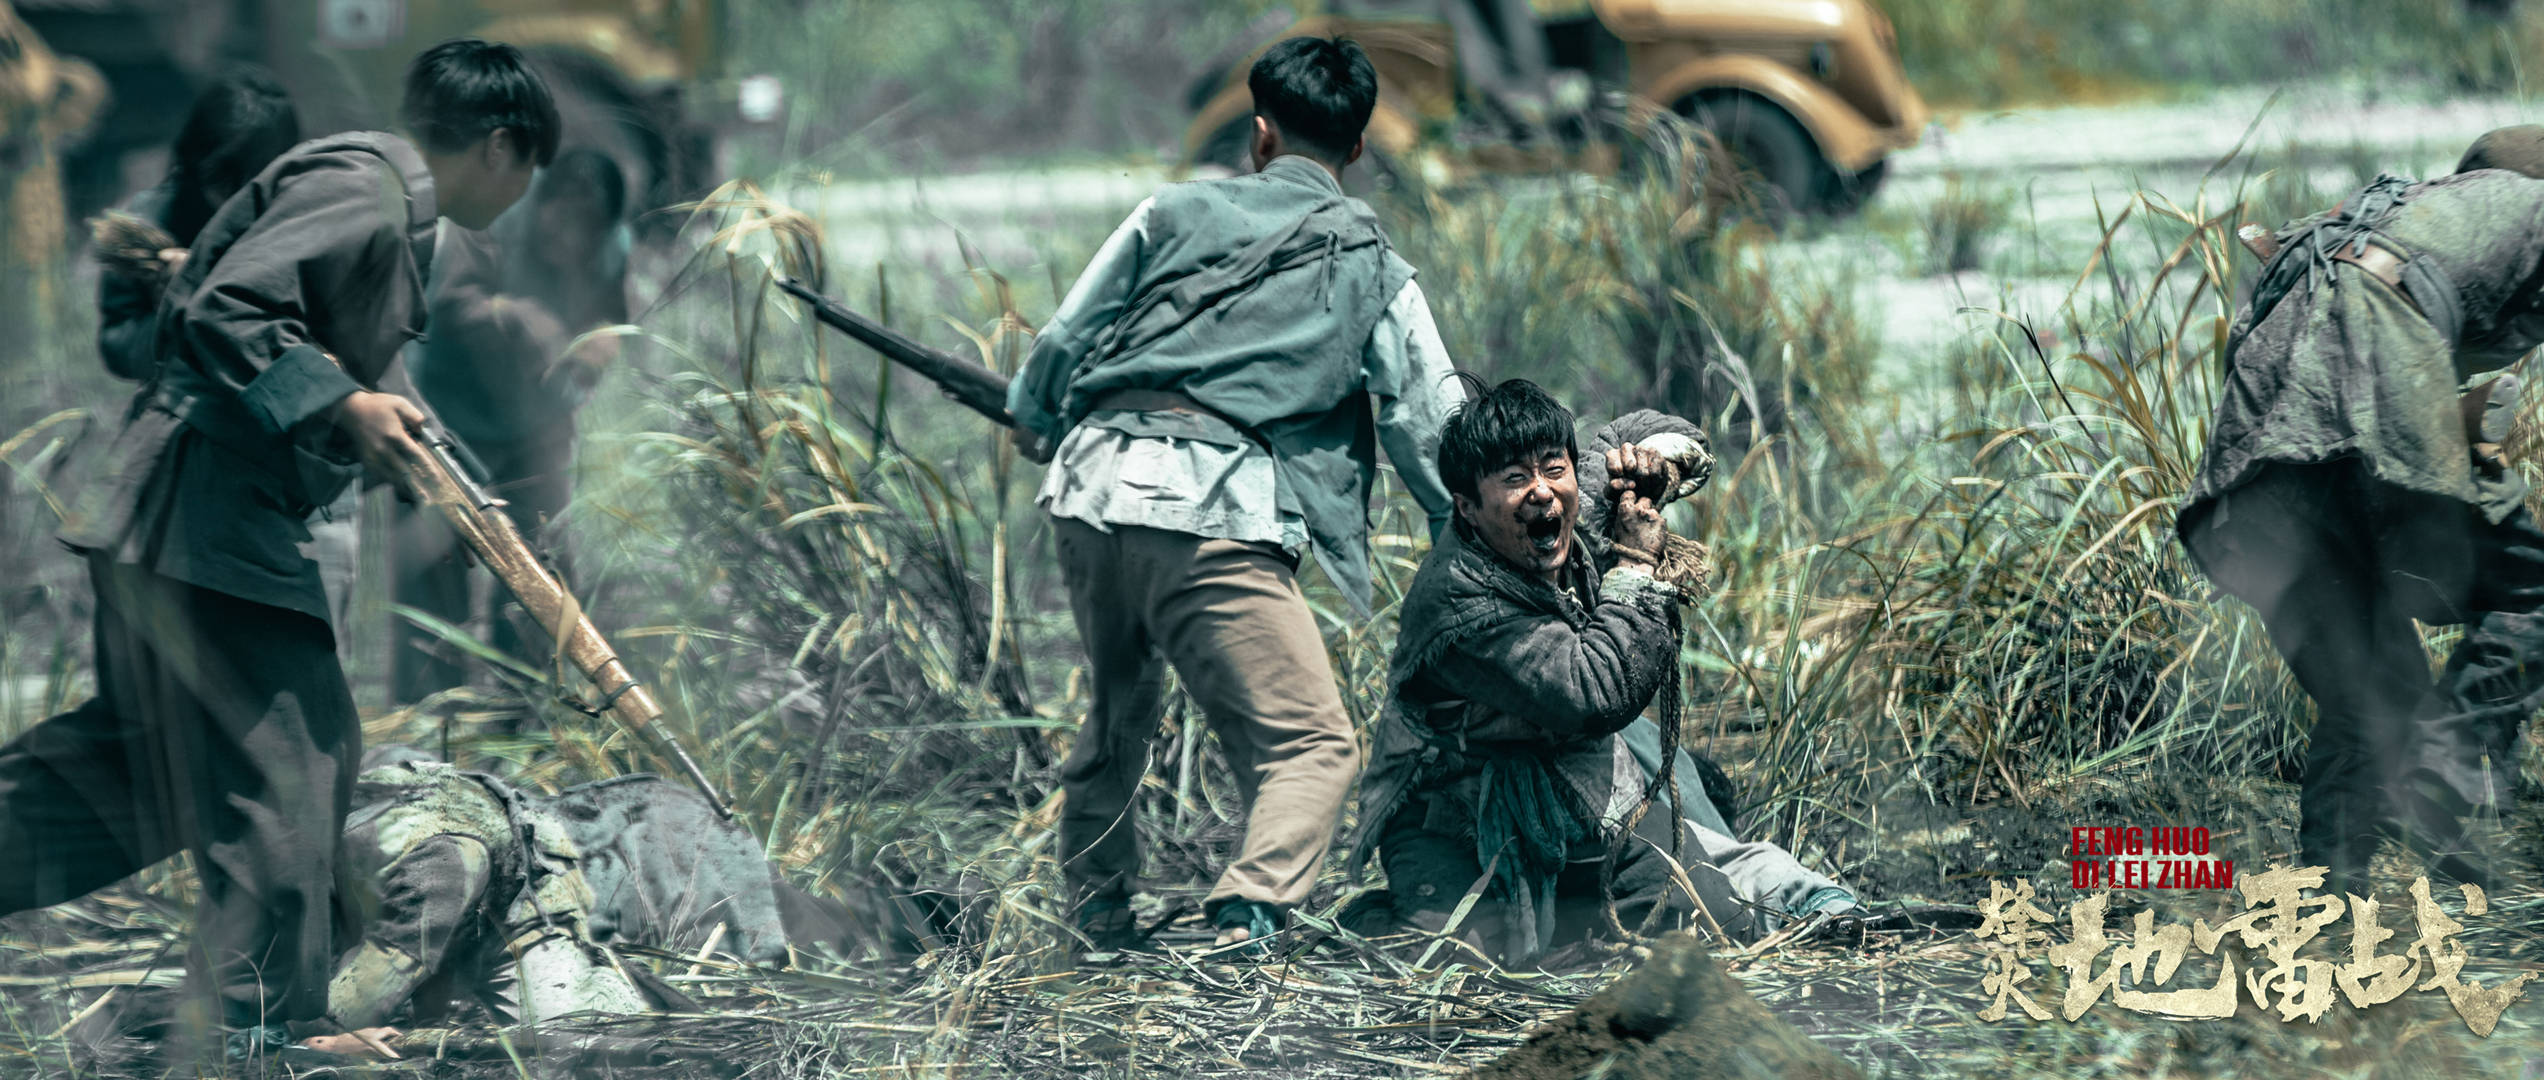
top-left (307, 132), bottom-right (441, 287)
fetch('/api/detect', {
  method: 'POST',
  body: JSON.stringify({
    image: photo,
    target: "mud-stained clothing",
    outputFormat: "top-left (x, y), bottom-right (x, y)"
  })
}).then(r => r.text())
top-left (2179, 170), bottom-right (2544, 887)
top-left (1008, 153), bottom-right (1456, 616)
top-left (1051, 520), bottom-right (1364, 913)
top-left (330, 762), bottom-right (654, 1029)
top-left (0, 132), bottom-right (436, 1028)
top-left (61, 132), bottom-right (435, 622)
top-left (329, 757), bottom-right (888, 1028)
top-left (1354, 411), bottom-right (1849, 963)
top-left (1008, 154), bottom-right (1457, 926)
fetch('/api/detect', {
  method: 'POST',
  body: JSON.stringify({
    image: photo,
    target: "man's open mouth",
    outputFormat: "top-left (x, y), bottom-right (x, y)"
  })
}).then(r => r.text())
top-left (1524, 514), bottom-right (1566, 555)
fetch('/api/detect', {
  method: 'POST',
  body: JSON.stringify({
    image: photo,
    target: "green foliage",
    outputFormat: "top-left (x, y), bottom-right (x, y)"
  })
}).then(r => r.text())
top-left (1915, 175), bottom-right (2016, 276)
top-left (1882, 0), bottom-right (2543, 108)
top-left (726, 0), bottom-right (1285, 176)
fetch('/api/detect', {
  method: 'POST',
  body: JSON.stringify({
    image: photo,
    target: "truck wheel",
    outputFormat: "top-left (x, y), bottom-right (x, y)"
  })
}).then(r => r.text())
top-left (1818, 158), bottom-right (1888, 215)
top-left (1684, 94), bottom-right (1819, 224)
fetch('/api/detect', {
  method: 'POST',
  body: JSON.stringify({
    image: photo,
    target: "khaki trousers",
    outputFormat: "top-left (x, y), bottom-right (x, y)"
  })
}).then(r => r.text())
top-left (1052, 519), bottom-right (1360, 915)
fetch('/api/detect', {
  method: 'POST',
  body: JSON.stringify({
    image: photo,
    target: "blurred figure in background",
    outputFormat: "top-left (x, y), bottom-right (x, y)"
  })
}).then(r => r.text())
top-left (392, 146), bottom-right (632, 707)
top-left (1441, 0), bottom-right (1552, 137)
top-left (94, 68), bottom-right (302, 380)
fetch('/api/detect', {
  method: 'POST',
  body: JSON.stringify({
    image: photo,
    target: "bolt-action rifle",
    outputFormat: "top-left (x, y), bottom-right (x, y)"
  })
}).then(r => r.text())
top-left (397, 427), bottom-right (731, 818)
top-left (772, 275), bottom-right (1016, 427)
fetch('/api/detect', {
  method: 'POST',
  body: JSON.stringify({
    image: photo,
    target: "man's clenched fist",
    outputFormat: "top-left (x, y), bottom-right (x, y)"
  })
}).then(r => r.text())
top-left (330, 390), bottom-right (429, 490)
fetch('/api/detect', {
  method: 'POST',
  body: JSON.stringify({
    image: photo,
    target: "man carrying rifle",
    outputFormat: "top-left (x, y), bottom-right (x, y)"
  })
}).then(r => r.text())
top-left (2179, 126), bottom-right (2544, 896)
top-left (1007, 35), bottom-right (1460, 954)
top-left (0, 39), bottom-right (555, 1066)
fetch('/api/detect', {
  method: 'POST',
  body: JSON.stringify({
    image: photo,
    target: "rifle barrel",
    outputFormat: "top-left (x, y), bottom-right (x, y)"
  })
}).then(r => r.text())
top-left (773, 276), bottom-right (1016, 428)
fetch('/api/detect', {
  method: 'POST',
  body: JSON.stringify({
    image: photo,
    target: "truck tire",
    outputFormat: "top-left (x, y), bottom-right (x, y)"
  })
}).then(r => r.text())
top-left (1683, 93), bottom-right (1820, 224)
top-left (1818, 157), bottom-right (1887, 215)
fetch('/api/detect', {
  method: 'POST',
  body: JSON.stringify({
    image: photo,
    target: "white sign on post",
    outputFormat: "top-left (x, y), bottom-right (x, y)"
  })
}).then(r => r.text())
top-left (318, 0), bottom-right (403, 50)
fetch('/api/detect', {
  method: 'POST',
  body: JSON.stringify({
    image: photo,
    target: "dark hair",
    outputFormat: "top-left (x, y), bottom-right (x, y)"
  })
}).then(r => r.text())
top-left (1247, 35), bottom-right (1378, 163)
top-left (534, 146), bottom-right (627, 224)
top-left (167, 67), bottom-right (300, 243)
top-left (1438, 378), bottom-right (1577, 501)
top-left (399, 38), bottom-right (560, 166)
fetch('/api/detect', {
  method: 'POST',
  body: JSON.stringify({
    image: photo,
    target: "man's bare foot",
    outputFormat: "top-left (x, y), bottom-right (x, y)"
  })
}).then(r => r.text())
top-left (1213, 925), bottom-right (1252, 948)
top-left (300, 1027), bottom-right (402, 1059)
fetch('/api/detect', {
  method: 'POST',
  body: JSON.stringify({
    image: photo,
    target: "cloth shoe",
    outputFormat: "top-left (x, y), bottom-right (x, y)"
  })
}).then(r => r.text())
top-left (1075, 894), bottom-right (1141, 953)
top-left (1210, 899), bottom-right (1282, 959)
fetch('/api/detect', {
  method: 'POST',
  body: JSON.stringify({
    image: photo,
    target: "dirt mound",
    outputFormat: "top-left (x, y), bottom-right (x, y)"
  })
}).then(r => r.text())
top-left (1466, 932), bottom-right (1862, 1080)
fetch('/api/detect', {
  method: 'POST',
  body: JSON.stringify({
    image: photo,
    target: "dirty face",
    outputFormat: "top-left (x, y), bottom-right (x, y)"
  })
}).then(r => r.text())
top-left (1454, 447), bottom-right (1579, 582)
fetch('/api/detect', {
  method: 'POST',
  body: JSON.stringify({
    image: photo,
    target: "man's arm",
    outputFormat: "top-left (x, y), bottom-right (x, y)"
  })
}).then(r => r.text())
top-left (1424, 583), bottom-right (1680, 742)
top-left (1367, 279), bottom-right (1459, 542)
top-left (177, 154), bottom-right (414, 433)
top-left (176, 153), bottom-right (428, 477)
top-left (1006, 196), bottom-right (1155, 453)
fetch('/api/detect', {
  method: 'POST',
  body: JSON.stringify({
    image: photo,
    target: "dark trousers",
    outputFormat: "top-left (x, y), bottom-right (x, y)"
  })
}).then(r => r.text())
top-left (1376, 789), bottom-right (1755, 964)
top-left (390, 431), bottom-right (573, 706)
top-left (0, 558), bottom-right (358, 1025)
top-left (2186, 461), bottom-right (2544, 889)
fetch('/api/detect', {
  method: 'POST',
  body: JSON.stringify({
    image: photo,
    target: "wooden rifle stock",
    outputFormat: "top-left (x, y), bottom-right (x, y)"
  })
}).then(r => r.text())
top-left (773, 275), bottom-right (1017, 427)
top-left (399, 430), bottom-right (732, 818)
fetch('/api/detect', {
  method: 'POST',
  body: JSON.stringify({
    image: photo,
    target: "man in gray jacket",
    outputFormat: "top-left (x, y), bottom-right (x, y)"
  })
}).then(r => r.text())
top-left (1352, 381), bottom-right (1856, 965)
top-left (1007, 36), bottom-right (1460, 953)
top-left (2179, 128), bottom-right (2544, 894)
top-left (0, 39), bottom-right (555, 1064)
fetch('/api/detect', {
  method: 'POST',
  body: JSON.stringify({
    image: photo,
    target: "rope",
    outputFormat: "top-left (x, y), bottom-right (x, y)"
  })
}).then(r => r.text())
top-left (1602, 605), bottom-right (1690, 943)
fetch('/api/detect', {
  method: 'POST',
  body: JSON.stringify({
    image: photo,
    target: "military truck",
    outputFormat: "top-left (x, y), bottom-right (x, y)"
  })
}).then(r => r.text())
top-left (20, 0), bottom-right (736, 227)
top-left (1183, 0), bottom-right (1928, 217)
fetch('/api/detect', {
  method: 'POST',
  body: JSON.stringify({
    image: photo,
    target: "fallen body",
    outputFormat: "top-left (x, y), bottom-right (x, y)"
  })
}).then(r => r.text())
top-left (310, 748), bottom-right (910, 1052)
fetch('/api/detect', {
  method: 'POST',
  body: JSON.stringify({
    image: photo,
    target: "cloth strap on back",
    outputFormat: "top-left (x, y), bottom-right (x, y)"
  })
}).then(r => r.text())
top-left (2247, 173), bottom-right (2464, 350)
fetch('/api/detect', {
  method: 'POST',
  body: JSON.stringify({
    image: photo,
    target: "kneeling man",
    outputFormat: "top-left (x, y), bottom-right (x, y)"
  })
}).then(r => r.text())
top-left (1352, 380), bottom-right (1854, 965)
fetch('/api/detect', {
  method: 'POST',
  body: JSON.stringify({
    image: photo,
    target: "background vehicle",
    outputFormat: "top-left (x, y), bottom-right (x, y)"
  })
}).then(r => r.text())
top-left (1182, 0), bottom-right (1927, 217)
top-left (19, 0), bottom-right (739, 228)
